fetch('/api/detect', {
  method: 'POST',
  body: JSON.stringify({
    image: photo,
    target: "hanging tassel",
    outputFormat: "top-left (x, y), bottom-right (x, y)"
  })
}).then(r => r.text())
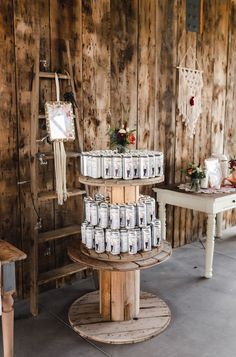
top-left (53, 141), bottom-right (68, 205)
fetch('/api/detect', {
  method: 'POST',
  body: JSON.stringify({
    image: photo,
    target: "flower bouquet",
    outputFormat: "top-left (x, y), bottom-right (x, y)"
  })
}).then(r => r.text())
top-left (109, 125), bottom-right (136, 153)
top-left (181, 163), bottom-right (205, 192)
top-left (225, 158), bottom-right (236, 187)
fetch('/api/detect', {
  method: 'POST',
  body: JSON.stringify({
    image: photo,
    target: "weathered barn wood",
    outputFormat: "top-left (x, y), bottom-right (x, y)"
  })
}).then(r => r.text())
top-left (0, 0), bottom-right (235, 296)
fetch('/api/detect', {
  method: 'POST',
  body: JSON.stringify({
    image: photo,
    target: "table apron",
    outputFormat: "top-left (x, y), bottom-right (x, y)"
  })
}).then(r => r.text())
top-left (155, 191), bottom-right (236, 214)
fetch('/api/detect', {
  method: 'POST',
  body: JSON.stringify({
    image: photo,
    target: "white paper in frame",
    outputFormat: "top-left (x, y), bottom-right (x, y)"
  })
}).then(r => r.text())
top-left (45, 101), bottom-right (75, 142)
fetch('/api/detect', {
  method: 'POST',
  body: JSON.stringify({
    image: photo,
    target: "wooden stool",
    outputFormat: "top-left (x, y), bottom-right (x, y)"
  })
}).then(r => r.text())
top-left (0, 240), bottom-right (26, 357)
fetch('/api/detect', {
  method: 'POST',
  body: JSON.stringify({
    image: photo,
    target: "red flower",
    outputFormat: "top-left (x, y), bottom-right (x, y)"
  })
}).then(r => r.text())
top-left (190, 96), bottom-right (195, 106)
top-left (229, 160), bottom-right (236, 169)
top-left (128, 133), bottom-right (135, 145)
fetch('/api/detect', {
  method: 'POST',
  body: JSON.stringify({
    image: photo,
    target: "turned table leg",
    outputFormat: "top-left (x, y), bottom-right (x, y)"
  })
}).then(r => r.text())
top-left (216, 212), bottom-right (223, 238)
top-left (2, 291), bottom-right (14, 357)
top-left (1, 262), bottom-right (16, 357)
top-left (159, 202), bottom-right (166, 240)
top-left (205, 213), bottom-right (216, 279)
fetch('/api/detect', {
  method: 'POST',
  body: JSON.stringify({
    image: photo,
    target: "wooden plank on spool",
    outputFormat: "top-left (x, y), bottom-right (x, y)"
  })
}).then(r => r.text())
top-left (111, 186), bottom-right (124, 204)
top-left (124, 186), bottom-right (139, 203)
top-left (110, 271), bottom-right (125, 321)
top-left (99, 271), bottom-right (111, 321)
top-left (79, 176), bottom-right (164, 187)
top-left (68, 242), bottom-right (171, 272)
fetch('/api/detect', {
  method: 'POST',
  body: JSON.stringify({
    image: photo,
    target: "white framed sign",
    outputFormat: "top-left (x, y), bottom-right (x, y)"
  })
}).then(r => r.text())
top-left (45, 101), bottom-right (75, 142)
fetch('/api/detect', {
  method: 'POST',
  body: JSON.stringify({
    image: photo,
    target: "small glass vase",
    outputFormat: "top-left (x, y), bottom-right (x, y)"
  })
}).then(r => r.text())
top-left (190, 178), bottom-right (200, 192)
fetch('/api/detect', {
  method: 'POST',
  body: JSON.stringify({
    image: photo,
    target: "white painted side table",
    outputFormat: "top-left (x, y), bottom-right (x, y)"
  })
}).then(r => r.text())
top-left (153, 185), bottom-right (236, 278)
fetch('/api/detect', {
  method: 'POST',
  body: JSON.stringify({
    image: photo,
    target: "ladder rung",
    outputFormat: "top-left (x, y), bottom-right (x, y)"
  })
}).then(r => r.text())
top-left (38, 189), bottom-right (86, 202)
top-left (38, 263), bottom-right (87, 285)
top-left (39, 72), bottom-right (70, 79)
top-left (39, 225), bottom-right (81, 243)
top-left (38, 151), bottom-right (80, 160)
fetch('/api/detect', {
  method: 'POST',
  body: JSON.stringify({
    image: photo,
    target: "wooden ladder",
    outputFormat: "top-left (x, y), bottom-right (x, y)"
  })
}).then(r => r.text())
top-left (30, 39), bottom-right (87, 316)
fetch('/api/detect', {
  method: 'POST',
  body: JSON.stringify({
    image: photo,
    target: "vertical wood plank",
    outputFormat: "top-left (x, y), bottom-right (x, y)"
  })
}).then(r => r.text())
top-left (13, 0), bottom-right (39, 298)
top-left (110, 271), bottom-right (125, 321)
top-left (0, 0), bottom-right (21, 293)
top-left (211, 0), bottom-right (229, 155)
top-left (137, 0), bottom-right (156, 150)
top-left (194, 0), bottom-right (216, 239)
top-left (100, 270), bottom-right (111, 320)
top-left (124, 186), bottom-right (139, 203)
top-left (111, 186), bottom-right (124, 204)
top-left (156, 0), bottom-right (177, 245)
top-left (82, 0), bottom-right (111, 151)
top-left (224, 0), bottom-right (236, 228)
top-left (110, 0), bottom-right (138, 131)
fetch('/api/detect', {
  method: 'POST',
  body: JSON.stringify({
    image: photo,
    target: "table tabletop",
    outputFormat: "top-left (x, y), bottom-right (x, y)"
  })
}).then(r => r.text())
top-left (0, 240), bottom-right (27, 264)
top-left (153, 184), bottom-right (236, 214)
top-left (154, 184), bottom-right (236, 199)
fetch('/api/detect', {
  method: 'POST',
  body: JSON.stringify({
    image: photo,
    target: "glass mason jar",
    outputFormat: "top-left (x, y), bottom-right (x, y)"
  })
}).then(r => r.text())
top-left (190, 178), bottom-right (200, 192)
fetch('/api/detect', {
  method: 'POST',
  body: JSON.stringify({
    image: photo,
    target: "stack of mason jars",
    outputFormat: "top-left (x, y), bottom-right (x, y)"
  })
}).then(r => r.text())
top-left (80, 149), bottom-right (163, 180)
top-left (81, 194), bottom-right (162, 255)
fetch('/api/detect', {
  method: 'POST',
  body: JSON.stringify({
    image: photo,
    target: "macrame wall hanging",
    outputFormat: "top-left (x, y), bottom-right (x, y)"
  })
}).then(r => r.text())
top-left (177, 47), bottom-right (203, 138)
top-left (45, 73), bottom-right (75, 205)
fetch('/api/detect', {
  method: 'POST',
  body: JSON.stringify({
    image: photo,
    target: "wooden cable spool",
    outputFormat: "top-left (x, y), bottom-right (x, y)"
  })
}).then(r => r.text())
top-left (68, 175), bottom-right (172, 344)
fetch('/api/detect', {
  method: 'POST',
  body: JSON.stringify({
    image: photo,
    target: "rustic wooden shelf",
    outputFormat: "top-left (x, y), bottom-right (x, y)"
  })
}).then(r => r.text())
top-left (38, 262), bottom-right (86, 285)
top-left (38, 189), bottom-right (86, 202)
top-left (38, 225), bottom-right (81, 244)
top-left (38, 151), bottom-right (80, 160)
top-left (69, 241), bottom-right (171, 272)
top-left (80, 241), bottom-right (165, 263)
top-left (79, 175), bottom-right (165, 187)
top-left (39, 71), bottom-right (70, 79)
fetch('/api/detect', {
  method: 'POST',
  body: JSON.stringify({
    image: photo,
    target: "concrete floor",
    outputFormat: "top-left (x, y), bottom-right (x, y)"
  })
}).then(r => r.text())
top-left (1, 228), bottom-right (236, 357)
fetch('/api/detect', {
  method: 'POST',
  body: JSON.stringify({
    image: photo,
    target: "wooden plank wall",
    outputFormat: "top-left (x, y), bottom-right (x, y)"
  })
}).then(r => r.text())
top-left (0, 0), bottom-right (235, 296)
